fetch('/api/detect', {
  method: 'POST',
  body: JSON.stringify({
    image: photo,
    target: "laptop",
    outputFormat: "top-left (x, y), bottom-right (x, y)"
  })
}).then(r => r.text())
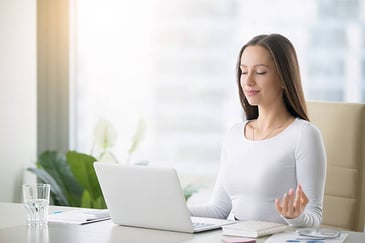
top-left (93, 162), bottom-right (235, 233)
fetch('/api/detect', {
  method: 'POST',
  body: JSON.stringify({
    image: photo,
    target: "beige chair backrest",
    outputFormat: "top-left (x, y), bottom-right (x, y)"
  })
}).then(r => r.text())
top-left (307, 101), bottom-right (365, 232)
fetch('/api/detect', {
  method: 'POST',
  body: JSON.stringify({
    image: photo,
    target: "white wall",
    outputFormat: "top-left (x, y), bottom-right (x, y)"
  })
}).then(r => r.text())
top-left (0, 0), bottom-right (37, 202)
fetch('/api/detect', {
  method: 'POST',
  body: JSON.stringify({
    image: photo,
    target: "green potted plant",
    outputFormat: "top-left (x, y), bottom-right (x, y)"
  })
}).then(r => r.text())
top-left (28, 150), bottom-right (106, 208)
top-left (28, 118), bottom-right (200, 208)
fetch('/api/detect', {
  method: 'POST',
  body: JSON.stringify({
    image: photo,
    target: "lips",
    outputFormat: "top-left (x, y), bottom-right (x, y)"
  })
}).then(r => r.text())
top-left (244, 90), bottom-right (260, 96)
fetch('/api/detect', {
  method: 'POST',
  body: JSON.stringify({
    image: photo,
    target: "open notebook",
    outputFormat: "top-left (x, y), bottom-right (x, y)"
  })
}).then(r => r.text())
top-left (94, 162), bottom-right (235, 233)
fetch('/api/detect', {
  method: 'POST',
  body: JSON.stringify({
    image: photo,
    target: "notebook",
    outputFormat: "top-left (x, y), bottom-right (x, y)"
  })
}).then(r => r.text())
top-left (222, 220), bottom-right (288, 238)
top-left (48, 209), bottom-right (111, 225)
top-left (93, 162), bottom-right (235, 233)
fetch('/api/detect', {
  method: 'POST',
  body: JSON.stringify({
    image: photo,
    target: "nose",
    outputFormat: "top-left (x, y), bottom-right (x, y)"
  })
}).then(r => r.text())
top-left (241, 72), bottom-right (255, 87)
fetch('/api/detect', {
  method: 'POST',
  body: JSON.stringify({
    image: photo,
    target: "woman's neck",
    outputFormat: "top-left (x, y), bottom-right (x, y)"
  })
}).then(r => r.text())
top-left (255, 104), bottom-right (292, 131)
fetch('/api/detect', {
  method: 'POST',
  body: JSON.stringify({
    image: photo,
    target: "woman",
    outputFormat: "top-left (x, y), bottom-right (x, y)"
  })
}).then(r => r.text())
top-left (189, 34), bottom-right (326, 227)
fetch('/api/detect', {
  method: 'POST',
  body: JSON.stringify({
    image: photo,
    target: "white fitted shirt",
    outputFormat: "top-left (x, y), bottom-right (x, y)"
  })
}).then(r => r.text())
top-left (189, 118), bottom-right (327, 227)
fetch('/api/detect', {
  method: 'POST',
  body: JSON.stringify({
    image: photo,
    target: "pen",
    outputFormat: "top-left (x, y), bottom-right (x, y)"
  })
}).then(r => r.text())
top-left (296, 238), bottom-right (325, 241)
top-left (286, 240), bottom-right (324, 243)
top-left (52, 211), bottom-right (63, 214)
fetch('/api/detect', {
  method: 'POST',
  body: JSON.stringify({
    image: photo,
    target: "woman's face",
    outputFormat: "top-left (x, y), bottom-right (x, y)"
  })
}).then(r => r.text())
top-left (239, 45), bottom-right (283, 107)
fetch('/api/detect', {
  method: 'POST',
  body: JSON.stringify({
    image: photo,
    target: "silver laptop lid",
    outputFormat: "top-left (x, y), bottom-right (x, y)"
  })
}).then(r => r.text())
top-left (94, 162), bottom-right (195, 233)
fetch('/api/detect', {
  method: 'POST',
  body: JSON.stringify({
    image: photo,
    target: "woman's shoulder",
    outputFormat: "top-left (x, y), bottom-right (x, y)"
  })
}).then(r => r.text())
top-left (293, 118), bottom-right (321, 133)
top-left (223, 121), bottom-right (247, 139)
top-left (225, 121), bottom-right (246, 131)
top-left (292, 118), bottom-right (323, 141)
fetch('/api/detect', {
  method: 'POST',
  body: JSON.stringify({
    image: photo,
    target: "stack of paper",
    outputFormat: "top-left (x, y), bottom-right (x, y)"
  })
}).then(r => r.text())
top-left (48, 209), bottom-right (111, 225)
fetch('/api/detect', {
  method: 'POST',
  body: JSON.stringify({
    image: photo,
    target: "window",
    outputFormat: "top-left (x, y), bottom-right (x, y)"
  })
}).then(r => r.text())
top-left (71, 0), bottom-right (240, 176)
top-left (70, 0), bottom-right (365, 200)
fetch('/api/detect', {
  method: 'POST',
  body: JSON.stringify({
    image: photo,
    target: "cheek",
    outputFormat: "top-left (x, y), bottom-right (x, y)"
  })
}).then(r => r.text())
top-left (273, 82), bottom-right (284, 94)
top-left (240, 76), bottom-right (245, 87)
top-left (269, 85), bottom-right (284, 99)
top-left (265, 77), bottom-right (282, 93)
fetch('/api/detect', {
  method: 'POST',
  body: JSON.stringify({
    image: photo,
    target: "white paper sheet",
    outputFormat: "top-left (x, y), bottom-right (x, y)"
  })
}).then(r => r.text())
top-left (48, 209), bottom-right (111, 225)
top-left (264, 232), bottom-right (348, 243)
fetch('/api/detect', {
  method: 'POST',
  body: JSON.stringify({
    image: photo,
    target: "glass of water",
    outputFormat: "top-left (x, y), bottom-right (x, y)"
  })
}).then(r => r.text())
top-left (22, 184), bottom-right (51, 226)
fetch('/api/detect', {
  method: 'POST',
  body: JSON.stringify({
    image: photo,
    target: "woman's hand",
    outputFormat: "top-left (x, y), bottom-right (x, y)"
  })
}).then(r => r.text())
top-left (275, 184), bottom-right (309, 219)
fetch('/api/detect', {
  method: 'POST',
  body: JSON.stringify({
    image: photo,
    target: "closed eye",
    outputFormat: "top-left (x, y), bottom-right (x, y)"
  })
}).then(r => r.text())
top-left (256, 71), bottom-right (267, 75)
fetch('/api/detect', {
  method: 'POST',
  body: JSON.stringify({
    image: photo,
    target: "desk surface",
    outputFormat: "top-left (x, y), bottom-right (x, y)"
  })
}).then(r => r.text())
top-left (0, 202), bottom-right (364, 243)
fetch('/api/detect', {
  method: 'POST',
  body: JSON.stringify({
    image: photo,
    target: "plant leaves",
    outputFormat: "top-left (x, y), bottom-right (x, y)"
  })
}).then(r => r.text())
top-left (128, 118), bottom-right (146, 155)
top-left (26, 167), bottom-right (69, 206)
top-left (93, 196), bottom-right (107, 209)
top-left (37, 151), bottom-right (83, 206)
top-left (66, 151), bottom-right (104, 206)
top-left (183, 184), bottom-right (201, 201)
top-left (80, 190), bottom-right (92, 208)
top-left (28, 150), bottom-right (107, 209)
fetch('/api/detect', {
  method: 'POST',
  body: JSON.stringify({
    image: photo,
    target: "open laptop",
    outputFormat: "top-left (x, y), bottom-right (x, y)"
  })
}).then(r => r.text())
top-left (94, 162), bottom-right (235, 233)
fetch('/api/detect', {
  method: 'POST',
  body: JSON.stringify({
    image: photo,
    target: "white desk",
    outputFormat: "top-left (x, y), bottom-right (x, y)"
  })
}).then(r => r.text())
top-left (1, 203), bottom-right (364, 243)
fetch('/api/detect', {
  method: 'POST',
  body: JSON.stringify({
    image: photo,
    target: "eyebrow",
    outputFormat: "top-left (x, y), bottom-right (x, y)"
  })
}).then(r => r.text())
top-left (240, 64), bottom-right (268, 68)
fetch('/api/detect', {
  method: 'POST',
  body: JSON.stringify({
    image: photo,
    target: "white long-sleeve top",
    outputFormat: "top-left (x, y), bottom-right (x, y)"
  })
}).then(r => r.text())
top-left (189, 118), bottom-right (327, 227)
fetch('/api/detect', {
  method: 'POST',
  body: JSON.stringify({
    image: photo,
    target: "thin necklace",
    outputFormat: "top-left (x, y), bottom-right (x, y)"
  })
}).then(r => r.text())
top-left (252, 116), bottom-right (291, 141)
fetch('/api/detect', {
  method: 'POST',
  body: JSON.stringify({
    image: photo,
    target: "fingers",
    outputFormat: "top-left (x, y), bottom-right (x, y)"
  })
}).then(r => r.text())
top-left (293, 186), bottom-right (301, 211)
top-left (288, 188), bottom-right (295, 212)
top-left (281, 189), bottom-right (294, 217)
top-left (297, 184), bottom-right (309, 211)
top-left (274, 198), bottom-right (282, 212)
top-left (281, 193), bottom-right (288, 213)
top-left (275, 185), bottom-right (309, 219)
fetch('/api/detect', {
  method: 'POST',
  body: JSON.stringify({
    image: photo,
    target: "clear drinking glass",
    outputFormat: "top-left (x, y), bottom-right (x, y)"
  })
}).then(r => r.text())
top-left (22, 184), bottom-right (51, 226)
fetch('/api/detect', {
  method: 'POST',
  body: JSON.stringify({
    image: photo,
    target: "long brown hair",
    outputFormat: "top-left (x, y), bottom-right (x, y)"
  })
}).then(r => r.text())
top-left (236, 34), bottom-right (309, 121)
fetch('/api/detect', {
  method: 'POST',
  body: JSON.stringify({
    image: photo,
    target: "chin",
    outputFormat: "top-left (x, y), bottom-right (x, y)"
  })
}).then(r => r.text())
top-left (246, 98), bottom-right (259, 106)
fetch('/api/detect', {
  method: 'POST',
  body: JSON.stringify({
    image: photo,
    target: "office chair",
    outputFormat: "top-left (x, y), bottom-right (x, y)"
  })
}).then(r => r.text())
top-left (307, 101), bottom-right (365, 232)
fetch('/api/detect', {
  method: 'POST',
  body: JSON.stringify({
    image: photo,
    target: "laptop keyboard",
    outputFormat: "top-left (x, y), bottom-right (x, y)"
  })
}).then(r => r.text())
top-left (192, 221), bottom-right (215, 229)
